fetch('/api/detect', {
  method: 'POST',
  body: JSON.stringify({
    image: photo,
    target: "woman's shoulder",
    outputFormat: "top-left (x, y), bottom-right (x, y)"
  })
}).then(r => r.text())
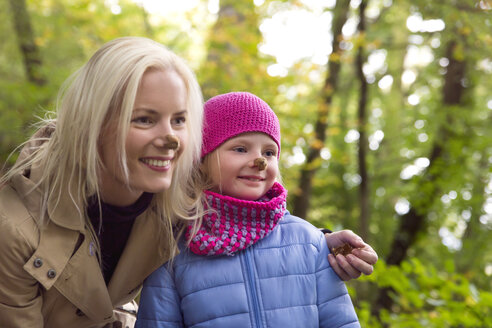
top-left (0, 184), bottom-right (39, 257)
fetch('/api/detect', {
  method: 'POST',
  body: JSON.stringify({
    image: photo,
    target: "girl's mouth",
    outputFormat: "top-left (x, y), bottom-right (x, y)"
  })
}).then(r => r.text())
top-left (239, 176), bottom-right (264, 182)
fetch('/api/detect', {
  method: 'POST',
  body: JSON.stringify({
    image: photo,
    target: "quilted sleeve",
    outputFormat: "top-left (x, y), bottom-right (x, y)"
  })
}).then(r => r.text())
top-left (315, 231), bottom-right (361, 328)
top-left (135, 263), bottom-right (184, 328)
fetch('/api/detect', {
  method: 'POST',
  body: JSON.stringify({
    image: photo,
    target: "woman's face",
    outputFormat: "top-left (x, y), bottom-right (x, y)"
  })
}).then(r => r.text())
top-left (99, 69), bottom-right (188, 206)
top-left (207, 132), bottom-right (279, 201)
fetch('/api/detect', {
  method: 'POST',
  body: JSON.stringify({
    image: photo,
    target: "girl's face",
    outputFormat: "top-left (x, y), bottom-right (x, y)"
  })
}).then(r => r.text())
top-left (208, 132), bottom-right (279, 201)
top-left (99, 69), bottom-right (188, 206)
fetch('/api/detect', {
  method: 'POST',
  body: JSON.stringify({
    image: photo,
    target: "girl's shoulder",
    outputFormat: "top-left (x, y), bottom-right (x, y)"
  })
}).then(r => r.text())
top-left (279, 212), bottom-right (324, 237)
top-left (257, 212), bottom-right (326, 251)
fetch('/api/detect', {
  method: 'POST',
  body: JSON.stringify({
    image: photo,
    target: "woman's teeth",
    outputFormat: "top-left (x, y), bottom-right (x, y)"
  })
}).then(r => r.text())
top-left (141, 159), bottom-right (170, 167)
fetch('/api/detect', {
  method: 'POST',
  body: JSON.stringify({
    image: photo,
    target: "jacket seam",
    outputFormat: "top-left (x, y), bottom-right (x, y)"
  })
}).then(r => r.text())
top-left (259, 265), bottom-right (332, 280)
top-left (0, 212), bottom-right (32, 224)
top-left (254, 242), bottom-right (320, 250)
top-left (135, 318), bottom-right (182, 324)
top-left (141, 283), bottom-right (177, 290)
top-left (189, 311), bottom-right (250, 327)
top-left (180, 281), bottom-right (244, 299)
top-left (339, 320), bottom-right (360, 327)
top-left (263, 303), bottom-right (316, 312)
top-left (260, 271), bottom-right (317, 279)
top-left (318, 293), bottom-right (349, 307)
top-left (0, 214), bottom-right (37, 254)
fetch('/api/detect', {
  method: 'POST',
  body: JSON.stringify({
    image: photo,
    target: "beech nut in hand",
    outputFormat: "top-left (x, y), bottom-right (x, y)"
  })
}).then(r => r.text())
top-left (331, 243), bottom-right (354, 256)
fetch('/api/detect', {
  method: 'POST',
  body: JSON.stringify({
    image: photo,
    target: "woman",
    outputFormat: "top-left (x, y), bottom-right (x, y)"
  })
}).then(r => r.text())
top-left (0, 37), bottom-right (204, 328)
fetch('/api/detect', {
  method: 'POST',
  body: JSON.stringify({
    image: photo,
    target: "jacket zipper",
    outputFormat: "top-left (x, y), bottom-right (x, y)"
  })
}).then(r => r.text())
top-left (244, 248), bottom-right (262, 328)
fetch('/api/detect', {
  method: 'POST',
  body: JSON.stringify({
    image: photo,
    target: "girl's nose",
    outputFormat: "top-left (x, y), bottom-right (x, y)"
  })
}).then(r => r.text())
top-left (254, 157), bottom-right (267, 171)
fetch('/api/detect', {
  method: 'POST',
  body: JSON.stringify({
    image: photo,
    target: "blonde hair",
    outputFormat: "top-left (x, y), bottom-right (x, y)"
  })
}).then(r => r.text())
top-left (1, 36), bottom-right (204, 258)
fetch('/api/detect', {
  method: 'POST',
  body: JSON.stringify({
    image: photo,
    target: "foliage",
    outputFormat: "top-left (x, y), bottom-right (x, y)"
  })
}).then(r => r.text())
top-left (197, 0), bottom-right (282, 102)
top-left (355, 258), bottom-right (492, 327)
top-left (0, 0), bottom-right (491, 324)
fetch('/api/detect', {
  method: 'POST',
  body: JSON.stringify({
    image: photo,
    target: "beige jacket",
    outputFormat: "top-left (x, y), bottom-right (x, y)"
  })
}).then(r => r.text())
top-left (0, 163), bottom-right (174, 327)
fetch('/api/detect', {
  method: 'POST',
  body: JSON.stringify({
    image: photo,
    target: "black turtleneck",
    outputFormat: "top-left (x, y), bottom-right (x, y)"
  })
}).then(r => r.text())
top-left (87, 192), bottom-right (153, 284)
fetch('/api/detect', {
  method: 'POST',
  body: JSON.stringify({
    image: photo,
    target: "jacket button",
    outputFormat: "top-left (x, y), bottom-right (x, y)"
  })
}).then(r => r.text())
top-left (33, 258), bottom-right (43, 268)
top-left (47, 269), bottom-right (57, 279)
top-left (75, 308), bottom-right (85, 316)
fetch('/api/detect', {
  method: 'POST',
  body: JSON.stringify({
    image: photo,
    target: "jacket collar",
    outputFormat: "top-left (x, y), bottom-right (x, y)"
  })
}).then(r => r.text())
top-left (108, 208), bottom-right (175, 303)
top-left (13, 123), bottom-right (85, 232)
top-left (10, 163), bottom-right (85, 232)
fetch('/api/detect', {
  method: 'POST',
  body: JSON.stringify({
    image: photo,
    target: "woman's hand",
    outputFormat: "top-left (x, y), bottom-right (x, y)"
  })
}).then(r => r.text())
top-left (325, 230), bottom-right (378, 281)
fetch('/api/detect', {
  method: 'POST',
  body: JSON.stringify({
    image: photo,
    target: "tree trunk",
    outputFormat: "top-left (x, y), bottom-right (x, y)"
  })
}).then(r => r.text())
top-left (200, 0), bottom-right (260, 99)
top-left (455, 154), bottom-right (489, 274)
top-left (291, 0), bottom-right (351, 219)
top-left (355, 0), bottom-right (370, 241)
top-left (140, 5), bottom-right (154, 38)
top-left (373, 39), bottom-right (467, 316)
top-left (8, 0), bottom-right (45, 85)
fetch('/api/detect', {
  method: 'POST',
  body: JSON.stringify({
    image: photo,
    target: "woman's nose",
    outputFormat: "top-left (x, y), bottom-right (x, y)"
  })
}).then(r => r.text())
top-left (163, 134), bottom-right (180, 150)
top-left (154, 133), bottom-right (180, 150)
top-left (153, 119), bottom-right (179, 150)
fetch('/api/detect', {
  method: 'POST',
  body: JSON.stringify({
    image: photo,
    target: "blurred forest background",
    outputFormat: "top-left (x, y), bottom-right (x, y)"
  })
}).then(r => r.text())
top-left (1, 0), bottom-right (491, 326)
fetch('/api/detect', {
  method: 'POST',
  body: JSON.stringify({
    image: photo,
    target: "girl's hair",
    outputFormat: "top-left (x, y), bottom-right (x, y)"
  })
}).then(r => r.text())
top-left (1, 36), bottom-right (204, 259)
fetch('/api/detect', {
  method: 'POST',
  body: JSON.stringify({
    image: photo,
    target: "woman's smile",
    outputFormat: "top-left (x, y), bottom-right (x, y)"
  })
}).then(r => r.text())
top-left (140, 157), bottom-right (173, 171)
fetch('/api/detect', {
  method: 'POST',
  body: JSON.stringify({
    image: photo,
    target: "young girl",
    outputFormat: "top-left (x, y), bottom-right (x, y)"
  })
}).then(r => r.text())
top-left (136, 92), bottom-right (361, 327)
top-left (0, 37), bottom-right (204, 328)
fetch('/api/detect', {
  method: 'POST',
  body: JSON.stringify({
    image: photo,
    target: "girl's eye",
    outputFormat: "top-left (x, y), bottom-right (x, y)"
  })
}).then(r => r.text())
top-left (233, 146), bottom-right (247, 153)
top-left (264, 150), bottom-right (276, 157)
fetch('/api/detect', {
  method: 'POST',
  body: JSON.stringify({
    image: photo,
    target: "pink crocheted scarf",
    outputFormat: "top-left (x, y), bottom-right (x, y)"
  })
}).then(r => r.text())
top-left (186, 182), bottom-right (287, 256)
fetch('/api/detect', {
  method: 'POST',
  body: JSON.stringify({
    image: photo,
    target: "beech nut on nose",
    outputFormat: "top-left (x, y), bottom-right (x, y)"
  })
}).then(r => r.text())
top-left (163, 135), bottom-right (180, 150)
top-left (254, 157), bottom-right (267, 171)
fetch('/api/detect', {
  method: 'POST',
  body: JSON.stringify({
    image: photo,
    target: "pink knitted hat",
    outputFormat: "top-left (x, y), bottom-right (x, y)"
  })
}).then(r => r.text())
top-left (201, 92), bottom-right (281, 158)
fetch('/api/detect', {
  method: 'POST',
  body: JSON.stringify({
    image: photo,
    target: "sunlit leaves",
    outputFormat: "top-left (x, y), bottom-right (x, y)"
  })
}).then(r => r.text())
top-left (358, 259), bottom-right (492, 327)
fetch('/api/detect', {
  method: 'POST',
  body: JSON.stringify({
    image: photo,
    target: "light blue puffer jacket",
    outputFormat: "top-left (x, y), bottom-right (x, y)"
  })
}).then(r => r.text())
top-left (136, 213), bottom-right (360, 328)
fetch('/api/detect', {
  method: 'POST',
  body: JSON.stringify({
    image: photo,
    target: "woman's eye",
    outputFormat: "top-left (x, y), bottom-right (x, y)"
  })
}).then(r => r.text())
top-left (172, 116), bottom-right (186, 126)
top-left (132, 116), bottom-right (153, 125)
